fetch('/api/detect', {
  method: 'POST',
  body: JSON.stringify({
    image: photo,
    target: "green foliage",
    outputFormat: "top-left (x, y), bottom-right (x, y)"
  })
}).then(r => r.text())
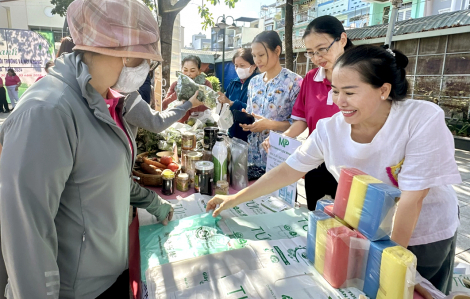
top-left (446, 118), bottom-right (470, 137)
top-left (199, 4), bottom-right (215, 30)
top-left (50, 0), bottom-right (73, 17)
top-left (206, 76), bottom-right (220, 92)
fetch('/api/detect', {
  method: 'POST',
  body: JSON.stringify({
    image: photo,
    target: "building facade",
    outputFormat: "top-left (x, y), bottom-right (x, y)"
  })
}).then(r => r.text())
top-left (0, 0), bottom-right (66, 48)
top-left (191, 32), bottom-right (212, 50)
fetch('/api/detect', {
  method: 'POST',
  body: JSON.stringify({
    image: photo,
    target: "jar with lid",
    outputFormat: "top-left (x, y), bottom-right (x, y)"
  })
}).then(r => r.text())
top-left (161, 169), bottom-right (175, 195)
top-left (215, 180), bottom-right (229, 195)
top-left (186, 151), bottom-right (203, 188)
top-left (176, 173), bottom-right (189, 192)
top-left (182, 132), bottom-right (196, 150)
top-left (194, 161), bottom-right (214, 195)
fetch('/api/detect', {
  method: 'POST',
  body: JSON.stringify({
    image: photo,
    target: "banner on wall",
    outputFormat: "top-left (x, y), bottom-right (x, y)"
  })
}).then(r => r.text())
top-left (0, 29), bottom-right (55, 100)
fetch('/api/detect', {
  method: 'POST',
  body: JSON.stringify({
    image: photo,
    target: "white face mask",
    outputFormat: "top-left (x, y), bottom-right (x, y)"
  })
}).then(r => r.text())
top-left (236, 66), bottom-right (253, 80)
top-left (112, 59), bottom-right (150, 93)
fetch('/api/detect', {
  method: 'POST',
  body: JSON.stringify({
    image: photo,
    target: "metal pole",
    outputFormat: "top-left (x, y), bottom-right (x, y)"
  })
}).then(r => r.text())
top-left (222, 27), bottom-right (225, 92)
top-left (384, 0), bottom-right (401, 47)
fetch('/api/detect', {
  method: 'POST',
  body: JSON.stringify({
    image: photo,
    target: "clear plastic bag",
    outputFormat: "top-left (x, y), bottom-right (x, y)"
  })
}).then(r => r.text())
top-left (175, 73), bottom-right (218, 109)
top-left (363, 240), bottom-right (397, 299)
top-left (316, 199), bottom-right (334, 212)
top-left (215, 103), bottom-right (234, 131)
top-left (139, 213), bottom-right (245, 283)
top-left (344, 175), bottom-right (382, 229)
top-left (334, 168), bottom-right (367, 219)
top-left (307, 210), bottom-right (331, 263)
top-left (377, 246), bottom-right (417, 299)
top-left (358, 183), bottom-right (401, 241)
top-left (230, 137), bottom-right (249, 191)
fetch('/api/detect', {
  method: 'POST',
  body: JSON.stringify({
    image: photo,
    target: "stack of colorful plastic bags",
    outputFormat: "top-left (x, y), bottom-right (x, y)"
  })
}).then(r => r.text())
top-left (334, 168), bottom-right (401, 242)
top-left (307, 211), bottom-right (371, 289)
top-left (307, 168), bottom-right (418, 299)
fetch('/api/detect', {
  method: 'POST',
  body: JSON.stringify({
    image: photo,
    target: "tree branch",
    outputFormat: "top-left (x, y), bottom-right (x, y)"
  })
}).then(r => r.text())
top-left (159, 0), bottom-right (192, 13)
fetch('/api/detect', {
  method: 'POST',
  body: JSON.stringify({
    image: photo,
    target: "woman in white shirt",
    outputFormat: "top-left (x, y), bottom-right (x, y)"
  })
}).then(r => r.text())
top-left (207, 45), bottom-right (461, 294)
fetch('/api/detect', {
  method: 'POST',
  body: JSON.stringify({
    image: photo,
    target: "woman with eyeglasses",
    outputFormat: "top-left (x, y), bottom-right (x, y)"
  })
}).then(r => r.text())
top-left (262, 16), bottom-right (353, 210)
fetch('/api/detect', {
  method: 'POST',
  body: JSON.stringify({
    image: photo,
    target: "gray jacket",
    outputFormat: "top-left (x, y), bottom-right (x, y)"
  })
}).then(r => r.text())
top-left (123, 90), bottom-right (192, 137)
top-left (0, 52), bottom-right (168, 298)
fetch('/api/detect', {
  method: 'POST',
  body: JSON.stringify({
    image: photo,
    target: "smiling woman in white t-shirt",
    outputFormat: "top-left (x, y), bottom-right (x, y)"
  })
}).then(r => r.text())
top-left (207, 45), bottom-right (461, 294)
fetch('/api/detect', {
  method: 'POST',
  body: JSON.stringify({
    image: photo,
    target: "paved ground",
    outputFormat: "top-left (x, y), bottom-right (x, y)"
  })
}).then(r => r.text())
top-left (0, 109), bottom-right (10, 127)
top-left (2, 109), bottom-right (469, 264)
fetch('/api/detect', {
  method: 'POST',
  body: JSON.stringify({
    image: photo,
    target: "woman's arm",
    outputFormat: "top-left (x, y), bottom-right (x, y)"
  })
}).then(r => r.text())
top-left (262, 120), bottom-right (307, 152)
top-left (206, 162), bottom-right (306, 216)
top-left (240, 114), bottom-right (291, 133)
top-left (391, 189), bottom-right (429, 247)
top-left (161, 81), bottom-right (177, 110)
top-left (284, 120), bottom-right (308, 138)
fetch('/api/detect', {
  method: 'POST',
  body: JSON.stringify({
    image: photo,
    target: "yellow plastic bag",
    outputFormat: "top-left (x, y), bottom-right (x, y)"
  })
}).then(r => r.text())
top-left (344, 175), bottom-right (382, 228)
top-left (377, 246), bottom-right (417, 299)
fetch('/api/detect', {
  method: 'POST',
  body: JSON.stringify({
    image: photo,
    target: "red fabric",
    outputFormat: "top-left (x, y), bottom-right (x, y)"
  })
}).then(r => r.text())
top-left (333, 168), bottom-right (367, 219)
top-left (129, 211), bottom-right (141, 299)
top-left (162, 80), bottom-right (212, 123)
top-left (291, 68), bottom-right (339, 135)
top-left (323, 226), bottom-right (357, 288)
top-left (105, 89), bottom-right (134, 157)
top-left (35, 76), bottom-right (45, 82)
top-left (5, 75), bottom-right (20, 86)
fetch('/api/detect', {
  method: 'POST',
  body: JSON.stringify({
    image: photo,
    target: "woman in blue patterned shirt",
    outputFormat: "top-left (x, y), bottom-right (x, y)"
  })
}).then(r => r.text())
top-left (240, 31), bottom-right (302, 169)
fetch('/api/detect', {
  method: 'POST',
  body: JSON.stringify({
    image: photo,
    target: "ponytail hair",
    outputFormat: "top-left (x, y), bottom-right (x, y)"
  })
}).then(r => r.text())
top-left (334, 44), bottom-right (409, 101)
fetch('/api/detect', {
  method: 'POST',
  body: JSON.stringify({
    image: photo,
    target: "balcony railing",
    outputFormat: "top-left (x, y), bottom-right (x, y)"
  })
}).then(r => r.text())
top-left (276, 0), bottom-right (286, 7)
top-left (276, 19), bottom-right (285, 28)
top-left (295, 12), bottom-right (309, 24)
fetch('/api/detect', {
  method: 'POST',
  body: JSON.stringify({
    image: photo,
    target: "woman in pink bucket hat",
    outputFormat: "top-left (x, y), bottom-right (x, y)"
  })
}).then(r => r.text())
top-left (0, 0), bottom-right (197, 298)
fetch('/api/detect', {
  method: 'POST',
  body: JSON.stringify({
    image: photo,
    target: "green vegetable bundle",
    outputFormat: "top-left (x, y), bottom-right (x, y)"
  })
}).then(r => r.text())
top-left (175, 73), bottom-right (218, 109)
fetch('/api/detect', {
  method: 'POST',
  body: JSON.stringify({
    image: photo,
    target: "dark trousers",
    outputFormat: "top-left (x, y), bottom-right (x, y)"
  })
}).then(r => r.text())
top-left (304, 163), bottom-right (338, 210)
top-left (96, 269), bottom-right (130, 299)
top-left (408, 232), bottom-right (457, 295)
top-left (0, 87), bottom-right (9, 112)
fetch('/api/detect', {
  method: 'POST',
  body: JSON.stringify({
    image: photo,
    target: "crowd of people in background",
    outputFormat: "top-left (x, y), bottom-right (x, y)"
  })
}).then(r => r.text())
top-left (0, 0), bottom-right (462, 297)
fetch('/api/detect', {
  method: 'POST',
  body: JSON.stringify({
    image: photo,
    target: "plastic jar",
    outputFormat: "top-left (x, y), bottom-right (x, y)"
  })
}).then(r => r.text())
top-left (176, 173), bottom-right (189, 192)
top-left (182, 132), bottom-right (197, 150)
top-left (161, 169), bottom-right (175, 195)
top-left (186, 151), bottom-right (203, 188)
top-left (195, 161), bottom-right (214, 195)
top-left (215, 180), bottom-right (229, 195)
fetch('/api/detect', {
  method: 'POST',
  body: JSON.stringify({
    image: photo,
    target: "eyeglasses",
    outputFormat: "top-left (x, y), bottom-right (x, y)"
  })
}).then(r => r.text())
top-left (304, 37), bottom-right (340, 59)
top-left (149, 60), bottom-right (160, 72)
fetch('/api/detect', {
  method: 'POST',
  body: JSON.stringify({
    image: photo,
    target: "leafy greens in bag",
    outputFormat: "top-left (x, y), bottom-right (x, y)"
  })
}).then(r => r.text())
top-left (175, 73), bottom-right (218, 109)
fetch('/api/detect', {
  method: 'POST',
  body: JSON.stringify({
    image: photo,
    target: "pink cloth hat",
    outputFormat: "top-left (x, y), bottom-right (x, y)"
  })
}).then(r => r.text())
top-left (67, 0), bottom-right (162, 61)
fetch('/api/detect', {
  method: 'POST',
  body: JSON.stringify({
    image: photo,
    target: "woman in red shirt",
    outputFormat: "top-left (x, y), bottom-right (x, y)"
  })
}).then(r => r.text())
top-left (5, 69), bottom-right (21, 110)
top-left (162, 55), bottom-right (212, 123)
top-left (263, 16), bottom-right (354, 210)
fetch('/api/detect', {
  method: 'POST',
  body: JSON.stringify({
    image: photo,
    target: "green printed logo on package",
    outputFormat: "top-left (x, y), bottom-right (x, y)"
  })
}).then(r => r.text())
top-left (282, 296), bottom-right (293, 299)
top-left (279, 137), bottom-right (290, 148)
top-left (232, 232), bottom-right (244, 239)
top-left (283, 225), bottom-right (292, 231)
top-left (289, 231), bottom-right (298, 237)
top-left (270, 255), bottom-right (280, 263)
top-left (235, 238), bottom-right (247, 246)
top-left (196, 227), bottom-right (212, 240)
